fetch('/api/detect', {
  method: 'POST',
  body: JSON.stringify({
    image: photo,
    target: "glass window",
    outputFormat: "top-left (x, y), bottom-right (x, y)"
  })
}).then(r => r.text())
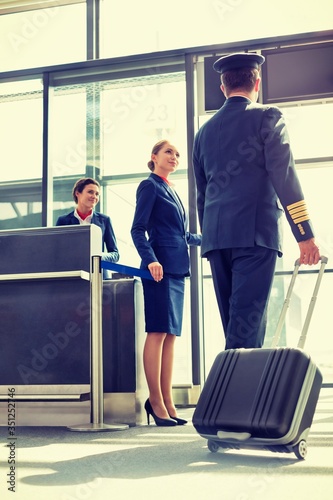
top-left (99, 70), bottom-right (187, 263)
top-left (52, 70), bottom-right (187, 231)
top-left (265, 271), bottom-right (333, 384)
top-left (106, 177), bottom-right (189, 268)
top-left (105, 182), bottom-right (138, 266)
top-left (0, 79), bottom-right (43, 229)
top-left (100, 0), bottom-right (331, 58)
top-left (100, 72), bottom-right (187, 176)
top-left (51, 86), bottom-right (88, 178)
top-left (51, 83), bottom-right (92, 224)
top-left (282, 103), bottom-right (333, 160)
top-left (0, 2), bottom-right (86, 72)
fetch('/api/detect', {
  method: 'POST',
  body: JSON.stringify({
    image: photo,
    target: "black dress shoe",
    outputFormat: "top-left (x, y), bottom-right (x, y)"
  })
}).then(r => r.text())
top-left (168, 415), bottom-right (187, 425)
top-left (145, 399), bottom-right (177, 427)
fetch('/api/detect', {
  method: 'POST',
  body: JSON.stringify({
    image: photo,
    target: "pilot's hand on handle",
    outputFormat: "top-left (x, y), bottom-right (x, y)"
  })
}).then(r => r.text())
top-left (298, 238), bottom-right (320, 266)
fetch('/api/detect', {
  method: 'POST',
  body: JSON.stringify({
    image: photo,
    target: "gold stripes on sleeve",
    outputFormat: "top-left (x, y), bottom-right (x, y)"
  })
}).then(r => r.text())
top-left (286, 200), bottom-right (310, 224)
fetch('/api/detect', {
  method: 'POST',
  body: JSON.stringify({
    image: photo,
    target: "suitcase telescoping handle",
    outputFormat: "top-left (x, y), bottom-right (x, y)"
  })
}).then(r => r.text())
top-left (271, 255), bottom-right (328, 349)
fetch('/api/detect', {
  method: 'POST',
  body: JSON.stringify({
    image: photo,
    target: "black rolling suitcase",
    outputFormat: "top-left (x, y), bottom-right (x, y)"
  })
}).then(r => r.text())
top-left (193, 256), bottom-right (328, 459)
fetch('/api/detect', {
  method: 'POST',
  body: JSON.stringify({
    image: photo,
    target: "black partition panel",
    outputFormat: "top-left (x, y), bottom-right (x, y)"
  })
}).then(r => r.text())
top-left (102, 280), bottom-right (136, 393)
top-left (0, 227), bottom-right (138, 394)
top-left (261, 42), bottom-right (333, 104)
top-left (0, 279), bottom-right (138, 391)
top-left (0, 225), bottom-right (100, 274)
top-left (0, 278), bottom-right (90, 385)
top-left (0, 279), bottom-right (137, 391)
top-left (204, 56), bottom-right (227, 112)
top-left (0, 226), bottom-right (98, 391)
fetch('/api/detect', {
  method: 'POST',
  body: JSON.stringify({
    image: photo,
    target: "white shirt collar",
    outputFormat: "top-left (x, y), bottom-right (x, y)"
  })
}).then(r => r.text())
top-left (74, 208), bottom-right (93, 225)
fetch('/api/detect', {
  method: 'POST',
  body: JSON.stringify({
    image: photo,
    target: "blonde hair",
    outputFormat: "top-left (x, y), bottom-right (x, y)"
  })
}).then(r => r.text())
top-left (147, 140), bottom-right (169, 172)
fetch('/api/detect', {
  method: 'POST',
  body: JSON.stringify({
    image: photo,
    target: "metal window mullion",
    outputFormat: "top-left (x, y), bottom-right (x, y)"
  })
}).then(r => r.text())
top-left (185, 53), bottom-right (204, 388)
top-left (87, 0), bottom-right (100, 61)
top-left (42, 72), bottom-right (51, 227)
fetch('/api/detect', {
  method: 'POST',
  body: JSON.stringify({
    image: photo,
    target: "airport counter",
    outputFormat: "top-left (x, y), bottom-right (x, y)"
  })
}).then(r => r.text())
top-left (0, 226), bottom-right (146, 427)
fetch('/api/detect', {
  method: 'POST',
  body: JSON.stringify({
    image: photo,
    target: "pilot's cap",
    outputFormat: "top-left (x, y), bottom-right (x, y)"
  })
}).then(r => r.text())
top-left (213, 52), bottom-right (265, 74)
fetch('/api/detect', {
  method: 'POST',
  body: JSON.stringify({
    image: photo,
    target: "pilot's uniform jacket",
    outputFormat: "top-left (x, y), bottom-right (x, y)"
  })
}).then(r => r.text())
top-left (193, 96), bottom-right (314, 258)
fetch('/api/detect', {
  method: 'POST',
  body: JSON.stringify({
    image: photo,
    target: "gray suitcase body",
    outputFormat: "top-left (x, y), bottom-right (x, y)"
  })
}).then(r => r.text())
top-left (193, 257), bottom-right (327, 459)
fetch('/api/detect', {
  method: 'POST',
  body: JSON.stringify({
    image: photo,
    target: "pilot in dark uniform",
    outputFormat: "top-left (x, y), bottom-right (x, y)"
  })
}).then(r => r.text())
top-left (193, 52), bottom-right (320, 350)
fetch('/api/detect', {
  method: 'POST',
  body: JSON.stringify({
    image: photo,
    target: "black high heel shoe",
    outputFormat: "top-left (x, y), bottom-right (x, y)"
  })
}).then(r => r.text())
top-left (144, 399), bottom-right (177, 427)
top-left (168, 414), bottom-right (188, 425)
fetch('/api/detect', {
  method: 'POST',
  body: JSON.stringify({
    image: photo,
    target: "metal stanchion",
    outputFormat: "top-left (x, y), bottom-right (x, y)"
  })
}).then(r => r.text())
top-left (68, 256), bottom-right (128, 432)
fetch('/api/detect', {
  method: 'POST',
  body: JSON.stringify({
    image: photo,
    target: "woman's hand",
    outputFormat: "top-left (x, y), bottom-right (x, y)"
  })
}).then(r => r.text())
top-left (148, 261), bottom-right (163, 282)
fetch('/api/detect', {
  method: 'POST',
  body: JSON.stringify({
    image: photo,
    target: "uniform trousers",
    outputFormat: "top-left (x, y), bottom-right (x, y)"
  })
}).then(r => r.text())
top-left (208, 246), bottom-right (278, 349)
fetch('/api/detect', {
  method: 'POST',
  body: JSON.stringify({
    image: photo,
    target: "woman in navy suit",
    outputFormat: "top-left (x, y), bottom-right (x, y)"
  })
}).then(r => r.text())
top-left (56, 178), bottom-right (119, 278)
top-left (131, 140), bottom-right (201, 426)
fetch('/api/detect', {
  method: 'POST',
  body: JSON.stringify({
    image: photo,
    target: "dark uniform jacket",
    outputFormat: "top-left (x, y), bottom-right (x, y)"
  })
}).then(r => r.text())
top-left (193, 96), bottom-right (315, 258)
top-left (56, 211), bottom-right (119, 263)
top-left (131, 173), bottom-right (201, 276)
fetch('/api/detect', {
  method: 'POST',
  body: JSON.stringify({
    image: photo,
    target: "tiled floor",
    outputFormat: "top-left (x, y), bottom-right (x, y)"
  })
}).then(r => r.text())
top-left (0, 389), bottom-right (332, 500)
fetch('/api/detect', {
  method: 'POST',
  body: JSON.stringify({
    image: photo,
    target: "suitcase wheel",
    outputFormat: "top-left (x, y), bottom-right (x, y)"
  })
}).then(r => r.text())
top-left (207, 440), bottom-right (220, 453)
top-left (293, 440), bottom-right (307, 460)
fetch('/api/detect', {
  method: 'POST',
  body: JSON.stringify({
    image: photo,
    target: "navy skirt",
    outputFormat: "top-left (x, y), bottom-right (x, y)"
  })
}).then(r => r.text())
top-left (141, 274), bottom-right (185, 336)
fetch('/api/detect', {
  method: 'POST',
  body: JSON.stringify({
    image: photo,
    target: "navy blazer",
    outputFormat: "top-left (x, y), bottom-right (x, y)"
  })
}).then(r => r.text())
top-left (193, 96), bottom-right (315, 258)
top-left (56, 211), bottom-right (119, 263)
top-left (131, 173), bottom-right (201, 276)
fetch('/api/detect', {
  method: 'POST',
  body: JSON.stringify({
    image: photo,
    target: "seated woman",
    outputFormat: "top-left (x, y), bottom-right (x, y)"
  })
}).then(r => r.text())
top-left (56, 177), bottom-right (119, 278)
